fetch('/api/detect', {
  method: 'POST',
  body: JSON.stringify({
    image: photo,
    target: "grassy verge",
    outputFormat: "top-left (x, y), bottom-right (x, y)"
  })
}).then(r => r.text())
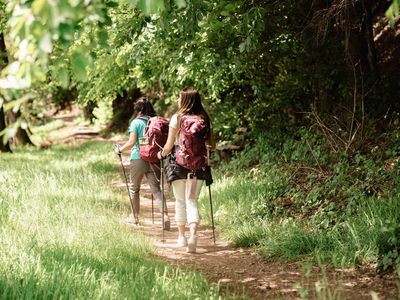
top-left (0, 141), bottom-right (222, 299)
top-left (199, 127), bottom-right (400, 274)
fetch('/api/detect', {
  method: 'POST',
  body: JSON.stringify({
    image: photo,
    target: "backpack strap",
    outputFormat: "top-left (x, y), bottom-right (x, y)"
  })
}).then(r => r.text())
top-left (136, 114), bottom-right (150, 122)
top-left (134, 115), bottom-right (150, 138)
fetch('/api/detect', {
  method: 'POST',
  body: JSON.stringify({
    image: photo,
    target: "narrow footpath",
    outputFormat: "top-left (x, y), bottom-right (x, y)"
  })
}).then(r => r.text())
top-left (113, 157), bottom-right (398, 300)
top-left (52, 108), bottom-right (398, 299)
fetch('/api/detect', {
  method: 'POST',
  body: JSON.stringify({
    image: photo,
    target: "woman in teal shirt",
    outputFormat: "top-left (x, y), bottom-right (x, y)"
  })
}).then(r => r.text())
top-left (115, 97), bottom-right (170, 229)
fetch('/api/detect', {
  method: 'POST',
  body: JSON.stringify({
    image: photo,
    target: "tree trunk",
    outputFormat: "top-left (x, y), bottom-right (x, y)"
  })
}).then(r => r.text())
top-left (105, 88), bottom-right (141, 132)
top-left (0, 33), bottom-right (12, 152)
top-left (360, 0), bottom-right (378, 78)
top-left (346, 0), bottom-right (378, 79)
top-left (0, 106), bottom-right (12, 152)
top-left (0, 32), bottom-right (7, 69)
top-left (7, 110), bottom-right (34, 146)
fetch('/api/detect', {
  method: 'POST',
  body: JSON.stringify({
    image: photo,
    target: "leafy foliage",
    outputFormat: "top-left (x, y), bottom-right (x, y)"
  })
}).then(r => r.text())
top-left (386, 0), bottom-right (400, 26)
top-left (3, 0), bottom-right (114, 88)
top-left (377, 220), bottom-right (400, 272)
top-left (1, 0), bottom-right (399, 144)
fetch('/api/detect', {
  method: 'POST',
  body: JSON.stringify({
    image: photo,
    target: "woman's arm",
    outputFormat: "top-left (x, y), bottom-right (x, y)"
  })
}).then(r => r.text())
top-left (117, 132), bottom-right (137, 153)
top-left (158, 126), bottom-right (178, 158)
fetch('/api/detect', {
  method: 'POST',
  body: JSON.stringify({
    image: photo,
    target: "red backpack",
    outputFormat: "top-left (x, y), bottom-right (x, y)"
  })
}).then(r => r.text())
top-left (138, 116), bottom-right (169, 164)
top-left (176, 115), bottom-right (209, 171)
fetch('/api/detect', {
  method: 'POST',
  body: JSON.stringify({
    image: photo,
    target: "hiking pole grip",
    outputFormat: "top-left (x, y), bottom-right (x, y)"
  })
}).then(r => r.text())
top-left (115, 145), bottom-right (138, 224)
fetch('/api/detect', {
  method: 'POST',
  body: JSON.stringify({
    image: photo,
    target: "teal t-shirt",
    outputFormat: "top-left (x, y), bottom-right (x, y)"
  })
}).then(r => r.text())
top-left (128, 117), bottom-right (148, 160)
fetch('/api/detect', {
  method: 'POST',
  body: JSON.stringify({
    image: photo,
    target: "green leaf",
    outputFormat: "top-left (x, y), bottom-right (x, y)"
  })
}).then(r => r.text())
top-left (103, 15), bottom-right (113, 26)
top-left (59, 23), bottom-right (74, 41)
top-left (39, 33), bottom-right (52, 53)
top-left (32, 0), bottom-right (51, 23)
top-left (71, 51), bottom-right (90, 81)
top-left (386, 0), bottom-right (400, 27)
top-left (20, 120), bottom-right (28, 130)
top-left (6, 120), bottom-right (19, 138)
top-left (3, 100), bottom-right (16, 112)
top-left (224, 3), bottom-right (235, 11)
top-left (174, 0), bottom-right (186, 9)
top-left (127, 0), bottom-right (139, 5)
top-left (1, 128), bottom-right (9, 145)
top-left (97, 30), bottom-right (109, 47)
top-left (12, 15), bottom-right (27, 41)
top-left (106, 1), bottom-right (119, 8)
top-left (239, 42), bottom-right (246, 53)
top-left (138, 0), bottom-right (165, 15)
top-left (58, 68), bottom-right (70, 88)
top-left (32, 0), bottom-right (48, 15)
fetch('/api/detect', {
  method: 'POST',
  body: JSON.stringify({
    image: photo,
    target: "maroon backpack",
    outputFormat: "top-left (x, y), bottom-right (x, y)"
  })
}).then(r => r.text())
top-left (176, 115), bottom-right (209, 171)
top-left (138, 116), bottom-right (169, 164)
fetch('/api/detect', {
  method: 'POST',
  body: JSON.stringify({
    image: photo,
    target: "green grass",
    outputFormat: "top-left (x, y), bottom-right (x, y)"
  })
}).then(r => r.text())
top-left (0, 141), bottom-right (222, 299)
top-left (198, 131), bottom-right (400, 272)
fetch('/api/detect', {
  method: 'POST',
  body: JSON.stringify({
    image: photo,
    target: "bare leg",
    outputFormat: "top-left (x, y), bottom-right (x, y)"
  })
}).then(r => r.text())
top-left (178, 224), bottom-right (186, 237)
top-left (176, 224), bottom-right (187, 247)
top-left (187, 222), bottom-right (198, 253)
top-left (189, 222), bottom-right (197, 237)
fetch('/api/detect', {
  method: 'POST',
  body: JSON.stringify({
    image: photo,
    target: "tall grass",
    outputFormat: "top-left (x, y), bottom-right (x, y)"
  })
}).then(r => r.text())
top-left (199, 131), bottom-right (400, 271)
top-left (0, 141), bottom-right (221, 299)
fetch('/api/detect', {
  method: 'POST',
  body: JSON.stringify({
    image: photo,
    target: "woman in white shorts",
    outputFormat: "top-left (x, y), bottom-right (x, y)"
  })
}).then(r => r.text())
top-left (158, 87), bottom-right (214, 253)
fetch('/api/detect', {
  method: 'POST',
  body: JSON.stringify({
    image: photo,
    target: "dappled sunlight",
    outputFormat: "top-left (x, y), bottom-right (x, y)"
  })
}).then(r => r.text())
top-left (1, 0), bottom-right (399, 297)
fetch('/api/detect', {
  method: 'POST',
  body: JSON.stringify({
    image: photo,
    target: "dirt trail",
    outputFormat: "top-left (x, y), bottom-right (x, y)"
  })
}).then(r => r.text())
top-left (52, 109), bottom-right (399, 299)
top-left (114, 163), bottom-right (398, 300)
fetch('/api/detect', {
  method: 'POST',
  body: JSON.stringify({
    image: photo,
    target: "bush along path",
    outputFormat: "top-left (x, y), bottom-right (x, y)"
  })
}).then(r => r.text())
top-left (112, 156), bottom-right (398, 300)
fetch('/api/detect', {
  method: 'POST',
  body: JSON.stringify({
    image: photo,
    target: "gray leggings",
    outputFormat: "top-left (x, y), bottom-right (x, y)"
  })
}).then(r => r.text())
top-left (129, 159), bottom-right (167, 215)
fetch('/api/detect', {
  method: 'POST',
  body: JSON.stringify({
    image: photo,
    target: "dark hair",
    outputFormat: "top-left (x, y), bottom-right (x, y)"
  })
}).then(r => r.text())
top-left (134, 97), bottom-right (156, 117)
top-left (178, 87), bottom-right (209, 122)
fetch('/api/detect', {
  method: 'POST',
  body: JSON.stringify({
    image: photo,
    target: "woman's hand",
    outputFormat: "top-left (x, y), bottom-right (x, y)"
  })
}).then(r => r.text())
top-left (115, 132), bottom-right (137, 156)
top-left (114, 144), bottom-right (122, 155)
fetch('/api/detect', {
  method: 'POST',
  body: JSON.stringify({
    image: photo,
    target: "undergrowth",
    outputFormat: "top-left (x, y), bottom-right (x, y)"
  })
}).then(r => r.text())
top-left (200, 121), bottom-right (400, 273)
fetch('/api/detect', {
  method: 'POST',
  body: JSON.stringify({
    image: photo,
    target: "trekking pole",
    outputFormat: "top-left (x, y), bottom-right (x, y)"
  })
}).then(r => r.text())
top-left (160, 157), bottom-right (166, 242)
top-left (115, 145), bottom-right (138, 224)
top-left (151, 194), bottom-right (154, 224)
top-left (207, 145), bottom-right (216, 244)
top-left (148, 164), bottom-right (158, 225)
top-left (208, 185), bottom-right (216, 244)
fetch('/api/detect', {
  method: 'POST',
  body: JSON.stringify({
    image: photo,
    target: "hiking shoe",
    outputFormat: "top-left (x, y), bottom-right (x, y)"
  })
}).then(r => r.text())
top-left (163, 215), bottom-right (170, 230)
top-left (186, 235), bottom-right (197, 253)
top-left (177, 236), bottom-right (187, 247)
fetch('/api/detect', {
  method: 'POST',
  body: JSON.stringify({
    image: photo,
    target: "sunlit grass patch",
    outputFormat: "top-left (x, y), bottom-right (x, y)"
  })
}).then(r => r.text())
top-left (0, 141), bottom-right (222, 299)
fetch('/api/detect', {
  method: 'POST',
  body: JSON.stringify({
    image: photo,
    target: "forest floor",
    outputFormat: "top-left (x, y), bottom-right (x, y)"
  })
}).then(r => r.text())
top-left (48, 108), bottom-right (399, 300)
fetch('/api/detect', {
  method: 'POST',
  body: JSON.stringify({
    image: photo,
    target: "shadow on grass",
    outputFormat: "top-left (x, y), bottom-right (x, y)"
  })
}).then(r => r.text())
top-left (0, 243), bottom-right (167, 299)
